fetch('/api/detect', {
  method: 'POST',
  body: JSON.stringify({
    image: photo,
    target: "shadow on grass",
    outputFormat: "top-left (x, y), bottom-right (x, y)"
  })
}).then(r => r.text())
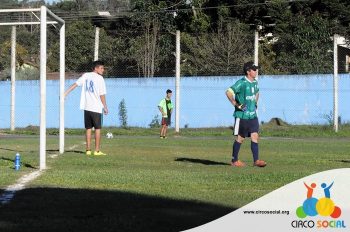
top-left (331, 159), bottom-right (350, 163)
top-left (0, 147), bottom-right (19, 152)
top-left (47, 149), bottom-right (85, 154)
top-left (1, 147), bottom-right (84, 155)
top-left (0, 187), bottom-right (235, 232)
top-left (175, 157), bottom-right (229, 166)
top-left (0, 157), bottom-right (36, 169)
top-left (0, 147), bottom-right (59, 154)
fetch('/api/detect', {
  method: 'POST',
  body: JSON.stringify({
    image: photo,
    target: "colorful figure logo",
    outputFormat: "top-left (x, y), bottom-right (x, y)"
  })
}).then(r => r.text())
top-left (296, 182), bottom-right (341, 219)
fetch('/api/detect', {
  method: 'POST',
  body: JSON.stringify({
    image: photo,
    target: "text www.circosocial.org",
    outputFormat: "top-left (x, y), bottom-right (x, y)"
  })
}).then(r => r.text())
top-left (243, 210), bottom-right (290, 215)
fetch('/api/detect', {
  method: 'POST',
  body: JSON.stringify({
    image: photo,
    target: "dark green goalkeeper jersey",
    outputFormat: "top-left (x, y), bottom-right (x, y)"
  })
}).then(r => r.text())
top-left (228, 77), bottom-right (259, 119)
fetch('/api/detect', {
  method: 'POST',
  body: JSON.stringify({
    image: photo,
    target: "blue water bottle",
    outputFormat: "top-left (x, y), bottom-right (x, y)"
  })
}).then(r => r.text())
top-left (15, 153), bottom-right (21, 171)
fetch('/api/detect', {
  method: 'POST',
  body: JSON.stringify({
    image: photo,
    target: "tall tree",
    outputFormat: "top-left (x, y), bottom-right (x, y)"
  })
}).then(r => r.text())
top-left (181, 21), bottom-right (253, 76)
top-left (58, 21), bottom-right (95, 72)
top-left (126, 0), bottom-right (176, 77)
top-left (273, 13), bottom-right (333, 74)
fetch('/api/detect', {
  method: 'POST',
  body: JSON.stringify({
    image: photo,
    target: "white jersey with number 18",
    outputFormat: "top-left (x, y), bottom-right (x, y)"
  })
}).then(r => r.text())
top-left (76, 72), bottom-right (107, 113)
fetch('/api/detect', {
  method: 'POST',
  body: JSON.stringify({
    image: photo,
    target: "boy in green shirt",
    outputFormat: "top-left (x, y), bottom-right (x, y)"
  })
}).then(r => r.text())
top-left (158, 89), bottom-right (173, 139)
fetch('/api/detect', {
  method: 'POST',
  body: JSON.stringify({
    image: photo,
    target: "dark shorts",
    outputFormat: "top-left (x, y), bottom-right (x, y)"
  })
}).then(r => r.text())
top-left (233, 117), bottom-right (259, 138)
top-left (161, 117), bottom-right (171, 126)
top-left (84, 110), bottom-right (102, 129)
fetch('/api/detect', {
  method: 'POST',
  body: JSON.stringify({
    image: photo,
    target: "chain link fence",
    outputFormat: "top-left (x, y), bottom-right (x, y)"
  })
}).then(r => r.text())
top-left (0, 20), bottom-right (349, 130)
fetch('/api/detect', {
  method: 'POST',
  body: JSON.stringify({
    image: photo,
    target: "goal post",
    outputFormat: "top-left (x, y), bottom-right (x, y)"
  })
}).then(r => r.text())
top-left (0, 6), bottom-right (65, 170)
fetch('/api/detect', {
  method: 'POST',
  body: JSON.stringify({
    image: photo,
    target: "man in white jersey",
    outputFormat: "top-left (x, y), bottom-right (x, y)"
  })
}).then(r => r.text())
top-left (64, 60), bottom-right (108, 156)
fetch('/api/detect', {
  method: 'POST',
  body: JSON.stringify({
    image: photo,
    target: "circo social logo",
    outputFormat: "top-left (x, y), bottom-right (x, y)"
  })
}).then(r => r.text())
top-left (296, 182), bottom-right (341, 219)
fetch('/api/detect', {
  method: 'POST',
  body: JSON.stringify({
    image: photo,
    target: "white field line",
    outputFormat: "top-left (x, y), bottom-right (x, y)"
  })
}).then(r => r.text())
top-left (0, 170), bottom-right (42, 204)
top-left (68, 144), bottom-right (80, 150)
top-left (49, 144), bottom-right (80, 158)
top-left (0, 142), bottom-right (82, 205)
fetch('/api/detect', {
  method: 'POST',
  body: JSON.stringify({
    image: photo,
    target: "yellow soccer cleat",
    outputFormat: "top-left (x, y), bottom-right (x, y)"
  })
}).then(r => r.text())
top-left (94, 151), bottom-right (107, 156)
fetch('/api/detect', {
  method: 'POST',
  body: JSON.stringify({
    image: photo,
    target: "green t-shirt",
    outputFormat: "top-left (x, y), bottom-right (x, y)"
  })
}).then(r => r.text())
top-left (158, 98), bottom-right (173, 118)
top-left (229, 77), bottom-right (259, 119)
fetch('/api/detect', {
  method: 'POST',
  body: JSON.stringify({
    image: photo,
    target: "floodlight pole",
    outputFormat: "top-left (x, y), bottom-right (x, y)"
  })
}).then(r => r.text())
top-left (333, 34), bottom-right (339, 133)
top-left (40, 6), bottom-right (47, 170)
top-left (175, 30), bottom-right (181, 133)
top-left (10, 26), bottom-right (16, 131)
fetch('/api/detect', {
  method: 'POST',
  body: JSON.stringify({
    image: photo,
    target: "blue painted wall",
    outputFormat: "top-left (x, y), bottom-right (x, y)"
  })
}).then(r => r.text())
top-left (0, 74), bottom-right (349, 128)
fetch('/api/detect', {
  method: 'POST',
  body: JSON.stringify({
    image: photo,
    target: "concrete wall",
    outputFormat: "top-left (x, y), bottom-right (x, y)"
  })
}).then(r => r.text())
top-left (0, 74), bottom-right (349, 128)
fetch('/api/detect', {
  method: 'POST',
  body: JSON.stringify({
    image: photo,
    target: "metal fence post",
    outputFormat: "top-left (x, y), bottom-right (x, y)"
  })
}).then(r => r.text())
top-left (254, 29), bottom-right (259, 77)
top-left (333, 34), bottom-right (339, 132)
top-left (94, 27), bottom-right (100, 61)
top-left (175, 30), bottom-right (181, 133)
top-left (11, 26), bottom-right (16, 131)
top-left (59, 23), bottom-right (65, 154)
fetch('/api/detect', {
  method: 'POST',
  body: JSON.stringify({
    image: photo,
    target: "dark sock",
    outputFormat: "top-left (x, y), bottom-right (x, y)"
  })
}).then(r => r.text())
top-left (251, 142), bottom-right (259, 162)
top-left (232, 141), bottom-right (241, 162)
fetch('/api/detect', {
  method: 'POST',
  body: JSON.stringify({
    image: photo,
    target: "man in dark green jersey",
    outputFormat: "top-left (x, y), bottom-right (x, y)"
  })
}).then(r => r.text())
top-left (225, 61), bottom-right (266, 167)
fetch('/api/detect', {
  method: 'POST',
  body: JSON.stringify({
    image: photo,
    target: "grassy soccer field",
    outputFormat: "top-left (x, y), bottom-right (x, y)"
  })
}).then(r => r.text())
top-left (0, 127), bottom-right (350, 232)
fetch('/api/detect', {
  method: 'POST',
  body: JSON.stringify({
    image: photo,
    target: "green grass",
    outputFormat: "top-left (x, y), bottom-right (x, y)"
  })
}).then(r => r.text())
top-left (0, 136), bottom-right (58, 187)
top-left (0, 131), bottom-right (350, 231)
top-left (1, 123), bottom-right (350, 137)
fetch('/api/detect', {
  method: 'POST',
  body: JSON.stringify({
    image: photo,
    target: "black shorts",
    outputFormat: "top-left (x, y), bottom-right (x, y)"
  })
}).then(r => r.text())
top-left (233, 117), bottom-right (259, 138)
top-left (84, 110), bottom-right (102, 129)
top-left (161, 117), bottom-right (171, 126)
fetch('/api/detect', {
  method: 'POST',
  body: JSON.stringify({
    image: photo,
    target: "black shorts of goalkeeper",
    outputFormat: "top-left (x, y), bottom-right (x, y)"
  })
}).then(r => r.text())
top-left (233, 117), bottom-right (259, 138)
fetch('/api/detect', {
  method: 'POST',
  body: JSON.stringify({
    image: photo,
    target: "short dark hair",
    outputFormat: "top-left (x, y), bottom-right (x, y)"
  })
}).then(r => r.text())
top-left (166, 89), bottom-right (172, 94)
top-left (92, 60), bottom-right (104, 70)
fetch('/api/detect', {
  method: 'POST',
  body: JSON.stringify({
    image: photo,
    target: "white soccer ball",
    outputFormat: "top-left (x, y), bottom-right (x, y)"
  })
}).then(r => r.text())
top-left (106, 132), bottom-right (113, 139)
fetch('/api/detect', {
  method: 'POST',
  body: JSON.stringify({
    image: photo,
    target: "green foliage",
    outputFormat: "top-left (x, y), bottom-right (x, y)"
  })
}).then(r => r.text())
top-left (273, 14), bottom-right (333, 74)
top-left (0, 0), bottom-right (349, 77)
top-left (16, 30), bottom-right (40, 58)
top-left (258, 40), bottom-right (278, 75)
top-left (0, 30), bottom-right (39, 79)
top-left (149, 115), bottom-right (161, 128)
top-left (65, 21), bottom-right (95, 72)
top-left (103, 36), bottom-right (128, 76)
top-left (124, 0), bottom-right (177, 77)
top-left (118, 98), bottom-right (128, 128)
top-left (54, 1), bottom-right (78, 11)
top-left (181, 21), bottom-right (253, 76)
top-left (188, 15), bottom-right (211, 33)
top-left (3, 124), bottom-right (350, 138)
top-left (321, 111), bottom-right (334, 126)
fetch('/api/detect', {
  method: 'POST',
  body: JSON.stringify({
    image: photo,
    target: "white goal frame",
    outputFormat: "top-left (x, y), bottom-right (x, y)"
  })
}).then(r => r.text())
top-left (0, 6), bottom-right (65, 170)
